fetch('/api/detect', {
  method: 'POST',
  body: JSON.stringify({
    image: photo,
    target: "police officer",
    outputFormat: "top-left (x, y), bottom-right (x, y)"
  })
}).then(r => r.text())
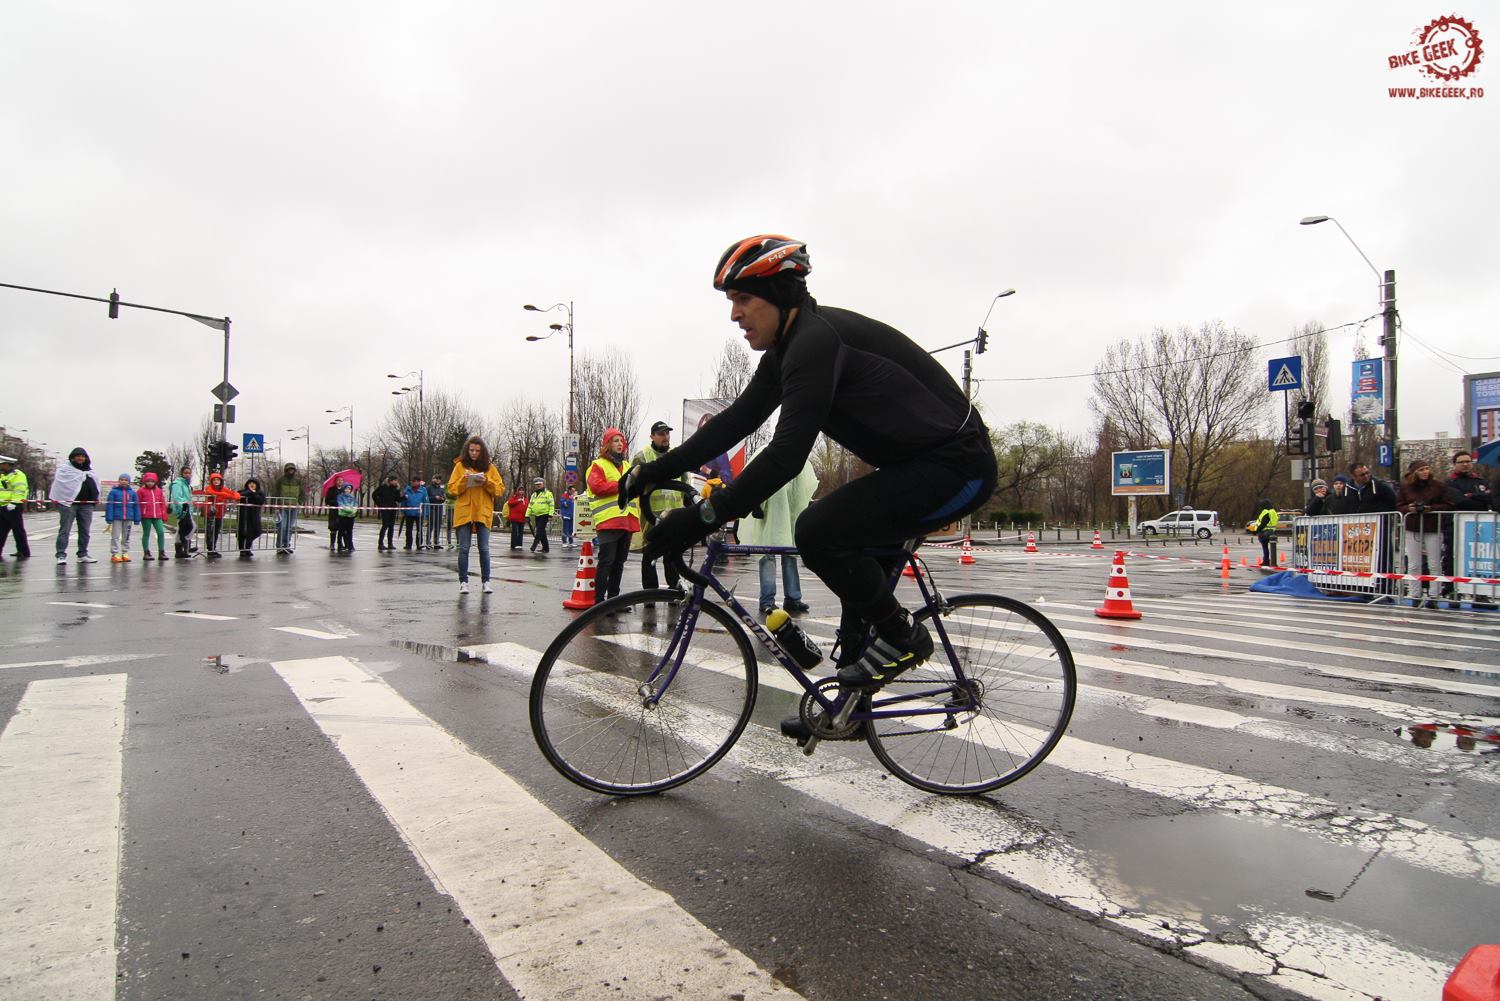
top-left (0, 455), bottom-right (30, 559)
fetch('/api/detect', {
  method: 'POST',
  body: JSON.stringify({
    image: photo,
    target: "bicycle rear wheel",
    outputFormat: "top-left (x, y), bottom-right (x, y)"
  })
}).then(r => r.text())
top-left (530, 590), bottom-right (758, 795)
top-left (864, 594), bottom-right (1075, 795)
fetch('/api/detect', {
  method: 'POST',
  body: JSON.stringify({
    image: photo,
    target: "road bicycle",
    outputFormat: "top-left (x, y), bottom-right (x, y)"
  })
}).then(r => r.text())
top-left (530, 484), bottom-right (1075, 796)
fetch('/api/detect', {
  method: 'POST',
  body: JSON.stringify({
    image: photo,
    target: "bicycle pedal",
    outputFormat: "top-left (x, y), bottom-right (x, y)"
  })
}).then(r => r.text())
top-left (801, 735), bottom-right (820, 756)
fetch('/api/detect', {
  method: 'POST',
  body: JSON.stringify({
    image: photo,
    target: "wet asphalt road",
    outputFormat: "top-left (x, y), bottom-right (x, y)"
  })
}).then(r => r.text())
top-left (1, 522), bottom-right (1496, 1001)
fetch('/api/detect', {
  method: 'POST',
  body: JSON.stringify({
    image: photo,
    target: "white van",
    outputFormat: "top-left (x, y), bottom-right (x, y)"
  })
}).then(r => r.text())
top-left (1136, 509), bottom-right (1220, 539)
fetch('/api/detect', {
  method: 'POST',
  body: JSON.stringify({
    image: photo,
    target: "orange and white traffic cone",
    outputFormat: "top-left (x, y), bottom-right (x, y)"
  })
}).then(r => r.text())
top-left (1239, 556), bottom-right (1247, 568)
top-left (1094, 551), bottom-right (1142, 620)
top-left (1220, 544), bottom-right (1231, 580)
top-left (562, 540), bottom-right (597, 609)
top-left (1091, 529), bottom-right (1103, 550)
top-left (1024, 532), bottom-right (1038, 554)
top-left (960, 536), bottom-right (976, 565)
top-left (902, 559), bottom-right (917, 578)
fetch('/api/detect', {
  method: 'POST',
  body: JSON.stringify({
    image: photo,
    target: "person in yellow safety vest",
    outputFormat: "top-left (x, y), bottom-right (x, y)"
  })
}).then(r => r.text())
top-left (527, 476), bottom-right (556, 553)
top-left (1252, 499), bottom-right (1279, 566)
top-left (0, 455), bottom-right (31, 559)
top-left (630, 421), bottom-right (687, 596)
top-left (586, 427), bottom-right (640, 603)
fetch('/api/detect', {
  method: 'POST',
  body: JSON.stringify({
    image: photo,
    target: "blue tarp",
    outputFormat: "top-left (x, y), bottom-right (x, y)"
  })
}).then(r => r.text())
top-left (1249, 571), bottom-right (1366, 601)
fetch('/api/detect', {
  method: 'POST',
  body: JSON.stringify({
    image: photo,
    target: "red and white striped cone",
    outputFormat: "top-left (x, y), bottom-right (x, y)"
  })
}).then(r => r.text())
top-left (1024, 532), bottom-right (1038, 554)
top-left (960, 536), bottom-right (976, 566)
top-left (562, 539), bottom-right (597, 609)
top-left (1219, 544), bottom-right (1231, 580)
top-left (1094, 550), bottom-right (1142, 620)
top-left (902, 560), bottom-right (917, 578)
top-left (1091, 529), bottom-right (1103, 550)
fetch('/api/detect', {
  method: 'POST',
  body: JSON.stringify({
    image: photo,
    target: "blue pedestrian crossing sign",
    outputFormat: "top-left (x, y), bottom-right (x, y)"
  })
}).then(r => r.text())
top-left (1267, 356), bottom-right (1303, 392)
top-left (242, 433), bottom-right (264, 454)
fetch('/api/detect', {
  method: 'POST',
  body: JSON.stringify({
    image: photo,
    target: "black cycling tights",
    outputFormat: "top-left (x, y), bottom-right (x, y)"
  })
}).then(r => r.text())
top-left (793, 435), bottom-right (996, 658)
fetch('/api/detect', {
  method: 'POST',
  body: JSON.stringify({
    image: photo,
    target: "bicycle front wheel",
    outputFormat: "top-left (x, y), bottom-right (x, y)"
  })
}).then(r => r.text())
top-left (530, 590), bottom-right (758, 796)
top-left (864, 594), bottom-right (1075, 795)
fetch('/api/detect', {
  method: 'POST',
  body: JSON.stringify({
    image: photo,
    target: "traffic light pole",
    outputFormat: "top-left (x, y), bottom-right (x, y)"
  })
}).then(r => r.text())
top-left (0, 280), bottom-right (232, 470)
top-left (1381, 269), bottom-right (1399, 466)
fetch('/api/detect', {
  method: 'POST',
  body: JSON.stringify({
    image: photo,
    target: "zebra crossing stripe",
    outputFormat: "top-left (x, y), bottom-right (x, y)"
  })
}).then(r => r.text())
top-left (0, 673), bottom-right (127, 1000)
top-left (469, 643), bottom-right (1452, 1001)
top-left (270, 656), bottom-right (801, 1001)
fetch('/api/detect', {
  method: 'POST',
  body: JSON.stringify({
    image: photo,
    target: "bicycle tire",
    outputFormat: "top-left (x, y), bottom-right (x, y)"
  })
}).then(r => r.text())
top-left (864, 593), bottom-right (1075, 795)
top-left (530, 589), bottom-right (758, 796)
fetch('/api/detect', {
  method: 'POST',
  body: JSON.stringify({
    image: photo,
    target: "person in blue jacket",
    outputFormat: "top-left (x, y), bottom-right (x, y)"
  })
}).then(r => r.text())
top-left (104, 473), bottom-right (142, 563)
top-left (402, 476), bottom-right (426, 551)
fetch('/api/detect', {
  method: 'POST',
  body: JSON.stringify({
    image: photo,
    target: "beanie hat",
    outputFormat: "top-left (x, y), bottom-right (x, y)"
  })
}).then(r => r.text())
top-left (1332, 474), bottom-right (1352, 485)
top-left (726, 271), bottom-right (810, 310)
top-left (118, 472), bottom-right (132, 483)
top-left (1310, 478), bottom-right (1327, 490)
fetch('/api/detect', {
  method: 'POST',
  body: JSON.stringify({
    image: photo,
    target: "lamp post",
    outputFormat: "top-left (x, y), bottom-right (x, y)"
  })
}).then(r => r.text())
top-left (387, 370), bottom-right (425, 476)
top-left (286, 426), bottom-right (311, 476)
top-left (927, 289), bottom-right (1017, 540)
top-left (523, 301), bottom-right (575, 434)
top-left (1299, 215), bottom-right (1398, 457)
top-left (326, 406), bottom-right (354, 461)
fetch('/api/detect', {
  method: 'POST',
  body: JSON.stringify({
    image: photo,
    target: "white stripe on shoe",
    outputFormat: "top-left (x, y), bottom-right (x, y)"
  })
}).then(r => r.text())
top-left (0, 674), bottom-right (127, 999)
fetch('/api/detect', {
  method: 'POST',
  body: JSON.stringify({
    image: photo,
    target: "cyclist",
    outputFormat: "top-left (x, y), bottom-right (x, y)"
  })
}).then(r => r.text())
top-left (625, 234), bottom-right (998, 707)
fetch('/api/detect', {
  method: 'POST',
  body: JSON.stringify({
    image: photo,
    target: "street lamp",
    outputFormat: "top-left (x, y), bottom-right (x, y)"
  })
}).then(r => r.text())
top-left (286, 426), bottom-right (312, 475)
top-left (523, 301), bottom-right (575, 433)
top-left (325, 406), bottom-right (354, 459)
top-left (387, 370), bottom-right (425, 476)
top-left (1299, 215), bottom-right (1399, 451)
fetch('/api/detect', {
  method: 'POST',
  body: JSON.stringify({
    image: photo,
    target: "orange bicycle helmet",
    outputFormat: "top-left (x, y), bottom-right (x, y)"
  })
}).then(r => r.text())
top-left (713, 235), bottom-right (811, 290)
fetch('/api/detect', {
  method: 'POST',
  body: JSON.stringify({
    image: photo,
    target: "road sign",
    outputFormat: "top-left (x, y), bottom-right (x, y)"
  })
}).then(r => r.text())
top-left (564, 433), bottom-right (580, 455)
top-left (242, 434), bottom-right (264, 455)
top-left (213, 404), bottom-right (236, 424)
top-left (563, 469), bottom-right (579, 487)
top-left (211, 381), bottom-right (239, 403)
top-left (1267, 356), bottom-right (1303, 392)
top-left (1377, 442), bottom-right (1393, 467)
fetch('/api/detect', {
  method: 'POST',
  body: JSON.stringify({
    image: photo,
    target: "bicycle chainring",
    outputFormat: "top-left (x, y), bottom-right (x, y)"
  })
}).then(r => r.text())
top-left (799, 680), bottom-right (866, 741)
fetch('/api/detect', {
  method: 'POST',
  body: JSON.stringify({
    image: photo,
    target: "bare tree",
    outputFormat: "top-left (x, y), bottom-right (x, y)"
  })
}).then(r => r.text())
top-left (990, 421), bottom-right (1070, 512)
top-left (1090, 321), bottom-right (1268, 506)
top-left (373, 387), bottom-right (482, 481)
top-left (710, 341), bottom-right (755, 398)
top-left (573, 348), bottom-right (641, 461)
top-left (496, 398), bottom-right (564, 489)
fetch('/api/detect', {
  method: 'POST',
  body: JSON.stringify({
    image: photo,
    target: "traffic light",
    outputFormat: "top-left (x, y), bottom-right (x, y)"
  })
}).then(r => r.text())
top-left (108, 289), bottom-right (120, 320)
top-left (1325, 418), bottom-right (1343, 453)
top-left (1296, 399), bottom-right (1315, 422)
top-left (223, 442), bottom-right (239, 467)
top-left (975, 327), bottom-right (989, 354)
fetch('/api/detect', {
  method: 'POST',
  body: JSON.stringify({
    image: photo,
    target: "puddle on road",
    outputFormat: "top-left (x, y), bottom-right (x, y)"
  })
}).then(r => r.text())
top-left (1403, 723), bottom-right (1500, 755)
top-left (202, 654), bottom-right (264, 674)
top-left (1075, 811), bottom-right (1488, 957)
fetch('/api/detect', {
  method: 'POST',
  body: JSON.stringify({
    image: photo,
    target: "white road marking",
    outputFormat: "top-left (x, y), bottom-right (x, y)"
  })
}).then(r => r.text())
top-left (270, 655), bottom-right (799, 1001)
top-left (163, 611), bottom-right (237, 621)
top-left (273, 626), bottom-right (353, 640)
top-left (481, 642), bottom-right (1453, 1001)
top-left (0, 673), bottom-right (127, 1000)
top-left (199, 571), bottom-right (290, 576)
top-left (0, 654), bottom-right (150, 672)
top-left (46, 601), bottom-right (114, 609)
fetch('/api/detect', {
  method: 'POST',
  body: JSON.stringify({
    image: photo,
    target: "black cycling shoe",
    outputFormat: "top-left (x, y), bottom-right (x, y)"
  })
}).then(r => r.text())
top-left (836, 617), bottom-right (933, 689)
top-left (780, 715), bottom-right (813, 741)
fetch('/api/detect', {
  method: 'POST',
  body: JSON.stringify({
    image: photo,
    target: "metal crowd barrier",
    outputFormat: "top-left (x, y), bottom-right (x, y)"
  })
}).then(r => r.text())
top-left (196, 501), bottom-right (299, 556)
top-left (1291, 510), bottom-right (1500, 604)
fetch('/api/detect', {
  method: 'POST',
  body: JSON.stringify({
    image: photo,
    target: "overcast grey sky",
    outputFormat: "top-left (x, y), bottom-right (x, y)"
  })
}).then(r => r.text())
top-left (4, 2), bottom-right (1496, 480)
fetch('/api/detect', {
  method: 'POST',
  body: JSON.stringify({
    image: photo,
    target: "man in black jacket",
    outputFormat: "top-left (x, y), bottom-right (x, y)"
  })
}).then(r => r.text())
top-left (1345, 463), bottom-right (1397, 513)
top-left (626, 235), bottom-right (997, 698)
top-left (373, 475), bottom-right (402, 551)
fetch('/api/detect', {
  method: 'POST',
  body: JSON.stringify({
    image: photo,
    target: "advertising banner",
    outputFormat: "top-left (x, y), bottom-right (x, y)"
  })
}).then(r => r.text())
top-left (1299, 514), bottom-right (1385, 594)
top-left (1110, 449), bottom-right (1170, 496)
top-left (1350, 358), bottom-right (1384, 426)
top-left (682, 398), bottom-right (748, 488)
top-left (1463, 372), bottom-right (1500, 466)
top-left (1454, 513), bottom-right (1500, 600)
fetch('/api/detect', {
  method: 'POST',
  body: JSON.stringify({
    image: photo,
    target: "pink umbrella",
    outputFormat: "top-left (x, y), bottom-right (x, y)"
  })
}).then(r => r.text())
top-left (321, 468), bottom-right (363, 495)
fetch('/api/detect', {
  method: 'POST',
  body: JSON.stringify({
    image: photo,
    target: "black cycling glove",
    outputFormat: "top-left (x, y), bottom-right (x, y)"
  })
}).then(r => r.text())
top-left (644, 502), bottom-right (721, 561)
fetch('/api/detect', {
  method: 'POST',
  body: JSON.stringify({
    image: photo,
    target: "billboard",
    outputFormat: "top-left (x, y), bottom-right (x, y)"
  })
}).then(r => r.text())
top-left (682, 398), bottom-right (748, 486)
top-left (1110, 449), bottom-right (1170, 496)
top-left (1464, 372), bottom-right (1500, 466)
top-left (1454, 514), bottom-right (1499, 601)
top-left (1350, 358), bottom-right (1385, 426)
